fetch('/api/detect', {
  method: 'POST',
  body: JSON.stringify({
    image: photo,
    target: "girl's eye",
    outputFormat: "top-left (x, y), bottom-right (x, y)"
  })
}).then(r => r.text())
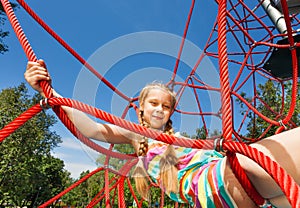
top-left (163, 105), bottom-right (171, 109)
top-left (150, 101), bottom-right (157, 105)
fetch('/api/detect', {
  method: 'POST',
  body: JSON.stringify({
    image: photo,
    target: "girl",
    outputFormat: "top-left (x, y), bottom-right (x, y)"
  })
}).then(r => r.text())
top-left (25, 60), bottom-right (300, 207)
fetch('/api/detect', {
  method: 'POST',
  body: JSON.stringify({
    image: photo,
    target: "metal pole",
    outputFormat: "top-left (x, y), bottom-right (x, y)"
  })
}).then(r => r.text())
top-left (260, 0), bottom-right (287, 34)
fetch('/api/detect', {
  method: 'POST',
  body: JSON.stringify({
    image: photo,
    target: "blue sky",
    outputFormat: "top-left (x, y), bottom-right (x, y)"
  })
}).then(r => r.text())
top-left (1, 1), bottom-right (222, 178)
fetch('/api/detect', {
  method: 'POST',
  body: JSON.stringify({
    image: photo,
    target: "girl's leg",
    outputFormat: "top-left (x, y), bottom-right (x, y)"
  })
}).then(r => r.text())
top-left (224, 158), bottom-right (257, 207)
top-left (237, 127), bottom-right (300, 199)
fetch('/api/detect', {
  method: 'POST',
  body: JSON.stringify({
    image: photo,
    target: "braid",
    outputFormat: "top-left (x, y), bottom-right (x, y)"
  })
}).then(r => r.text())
top-left (137, 110), bottom-right (149, 156)
top-left (160, 118), bottom-right (178, 194)
top-left (164, 119), bottom-right (174, 135)
top-left (138, 110), bottom-right (150, 128)
top-left (133, 110), bottom-right (150, 199)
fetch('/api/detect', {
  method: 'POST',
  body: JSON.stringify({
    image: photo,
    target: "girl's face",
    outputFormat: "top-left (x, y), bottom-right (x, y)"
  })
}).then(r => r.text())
top-left (140, 88), bottom-right (173, 130)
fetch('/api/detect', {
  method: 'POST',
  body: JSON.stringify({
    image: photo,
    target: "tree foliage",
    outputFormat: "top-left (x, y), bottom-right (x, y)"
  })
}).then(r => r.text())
top-left (62, 170), bottom-right (118, 207)
top-left (238, 80), bottom-right (300, 138)
top-left (181, 126), bottom-right (221, 139)
top-left (62, 169), bottom-right (177, 207)
top-left (0, 83), bottom-right (70, 207)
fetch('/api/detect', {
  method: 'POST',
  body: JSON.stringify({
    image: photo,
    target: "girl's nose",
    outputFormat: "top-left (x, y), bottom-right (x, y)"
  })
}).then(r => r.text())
top-left (155, 105), bottom-right (163, 112)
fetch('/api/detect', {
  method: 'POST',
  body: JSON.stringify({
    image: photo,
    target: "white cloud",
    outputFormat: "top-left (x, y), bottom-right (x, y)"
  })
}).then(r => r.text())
top-left (52, 151), bottom-right (69, 159)
top-left (57, 137), bottom-right (87, 150)
top-left (64, 162), bottom-right (98, 179)
top-left (52, 137), bottom-right (101, 179)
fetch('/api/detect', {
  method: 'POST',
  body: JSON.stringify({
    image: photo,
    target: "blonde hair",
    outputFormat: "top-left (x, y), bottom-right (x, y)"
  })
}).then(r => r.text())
top-left (133, 82), bottom-right (179, 199)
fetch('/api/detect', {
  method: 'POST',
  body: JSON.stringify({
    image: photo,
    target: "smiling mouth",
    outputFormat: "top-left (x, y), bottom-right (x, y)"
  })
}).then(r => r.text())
top-left (152, 115), bottom-right (163, 120)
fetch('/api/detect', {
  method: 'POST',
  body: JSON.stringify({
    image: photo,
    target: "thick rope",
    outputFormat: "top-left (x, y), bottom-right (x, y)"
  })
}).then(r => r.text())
top-left (224, 141), bottom-right (300, 207)
top-left (275, 0), bottom-right (299, 133)
top-left (214, 0), bottom-right (299, 206)
top-left (48, 97), bottom-right (215, 149)
top-left (217, 0), bottom-right (233, 141)
top-left (216, 0), bottom-right (261, 204)
top-left (227, 152), bottom-right (266, 206)
top-left (1, 0), bottom-right (299, 207)
top-left (0, 103), bottom-right (42, 142)
top-left (16, 0), bottom-right (130, 102)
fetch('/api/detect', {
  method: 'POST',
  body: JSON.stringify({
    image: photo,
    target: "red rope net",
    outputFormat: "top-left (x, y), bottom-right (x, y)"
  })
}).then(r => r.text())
top-left (1, 0), bottom-right (300, 207)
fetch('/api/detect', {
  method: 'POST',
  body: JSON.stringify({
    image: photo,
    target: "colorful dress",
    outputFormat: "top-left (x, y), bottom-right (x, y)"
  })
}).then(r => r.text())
top-left (143, 135), bottom-right (237, 208)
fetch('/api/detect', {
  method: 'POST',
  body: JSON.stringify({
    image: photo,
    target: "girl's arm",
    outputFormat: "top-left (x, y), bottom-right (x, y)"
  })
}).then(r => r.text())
top-left (25, 60), bottom-right (142, 148)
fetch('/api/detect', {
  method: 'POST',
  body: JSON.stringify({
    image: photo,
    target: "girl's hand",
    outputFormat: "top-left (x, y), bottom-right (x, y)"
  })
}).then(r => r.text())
top-left (24, 60), bottom-right (51, 94)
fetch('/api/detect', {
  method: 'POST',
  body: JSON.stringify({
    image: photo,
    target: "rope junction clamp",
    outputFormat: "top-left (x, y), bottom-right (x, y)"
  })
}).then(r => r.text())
top-left (278, 120), bottom-right (288, 130)
top-left (39, 98), bottom-right (52, 110)
top-left (214, 138), bottom-right (225, 153)
top-left (289, 42), bottom-right (297, 50)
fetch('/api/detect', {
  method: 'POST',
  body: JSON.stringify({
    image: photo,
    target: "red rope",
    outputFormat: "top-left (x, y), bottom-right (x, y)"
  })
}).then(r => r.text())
top-left (276, 0), bottom-right (299, 131)
top-left (214, 0), bottom-right (299, 206)
top-left (117, 160), bottom-right (137, 208)
top-left (48, 97), bottom-right (215, 149)
top-left (0, 0), bottom-right (36, 61)
top-left (209, 0), bottom-right (299, 134)
top-left (169, 0), bottom-right (195, 83)
top-left (16, 0), bottom-right (131, 102)
top-left (39, 167), bottom-right (105, 208)
top-left (87, 173), bottom-right (123, 207)
top-left (225, 141), bottom-right (300, 207)
top-left (0, 103), bottom-right (42, 142)
top-left (227, 152), bottom-right (265, 206)
top-left (217, 0), bottom-right (233, 141)
top-left (1, 0), bottom-right (300, 207)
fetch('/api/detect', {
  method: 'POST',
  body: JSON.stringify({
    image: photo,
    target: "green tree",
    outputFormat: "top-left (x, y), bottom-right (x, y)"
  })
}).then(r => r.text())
top-left (0, 83), bottom-right (70, 207)
top-left (193, 127), bottom-right (208, 139)
top-left (238, 80), bottom-right (300, 138)
top-left (95, 145), bottom-right (139, 206)
top-left (181, 126), bottom-right (221, 139)
top-left (62, 170), bottom-right (110, 207)
top-left (0, 2), bottom-right (18, 54)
